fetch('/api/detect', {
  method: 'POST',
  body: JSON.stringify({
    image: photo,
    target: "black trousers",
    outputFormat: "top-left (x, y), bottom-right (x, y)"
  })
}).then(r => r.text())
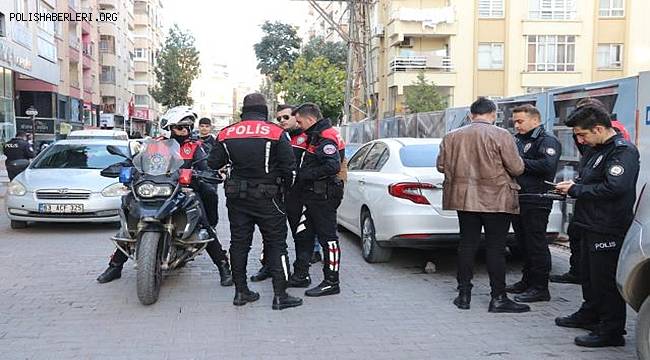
top-left (6, 161), bottom-right (22, 181)
top-left (567, 223), bottom-right (581, 277)
top-left (285, 190), bottom-right (314, 275)
top-left (227, 195), bottom-right (289, 294)
top-left (456, 211), bottom-right (510, 297)
top-left (511, 207), bottom-right (551, 289)
top-left (576, 228), bottom-right (626, 336)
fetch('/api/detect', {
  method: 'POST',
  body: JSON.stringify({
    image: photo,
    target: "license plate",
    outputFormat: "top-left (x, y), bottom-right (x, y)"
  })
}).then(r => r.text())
top-left (38, 203), bottom-right (84, 213)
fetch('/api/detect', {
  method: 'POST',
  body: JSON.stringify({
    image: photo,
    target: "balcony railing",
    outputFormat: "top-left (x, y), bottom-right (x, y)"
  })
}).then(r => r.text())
top-left (390, 6), bottom-right (455, 28)
top-left (389, 55), bottom-right (453, 73)
top-left (69, 37), bottom-right (80, 50)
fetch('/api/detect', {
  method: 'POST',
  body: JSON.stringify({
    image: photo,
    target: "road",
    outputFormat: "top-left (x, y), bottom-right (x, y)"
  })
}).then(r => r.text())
top-left (0, 196), bottom-right (638, 360)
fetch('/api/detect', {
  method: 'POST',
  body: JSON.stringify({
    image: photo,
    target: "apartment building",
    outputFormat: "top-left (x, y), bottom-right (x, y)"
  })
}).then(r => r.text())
top-left (190, 62), bottom-right (233, 130)
top-left (1, 0), bottom-right (101, 145)
top-left (299, 1), bottom-right (347, 41)
top-left (98, 0), bottom-right (135, 131)
top-left (131, 0), bottom-right (163, 134)
top-left (371, 0), bottom-right (650, 118)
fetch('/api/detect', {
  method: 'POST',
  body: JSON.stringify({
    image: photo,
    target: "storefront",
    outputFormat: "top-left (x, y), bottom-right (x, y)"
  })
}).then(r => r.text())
top-left (0, 66), bottom-right (15, 145)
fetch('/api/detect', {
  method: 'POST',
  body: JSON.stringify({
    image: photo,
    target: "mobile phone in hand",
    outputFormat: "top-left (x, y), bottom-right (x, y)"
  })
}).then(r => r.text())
top-left (544, 180), bottom-right (559, 187)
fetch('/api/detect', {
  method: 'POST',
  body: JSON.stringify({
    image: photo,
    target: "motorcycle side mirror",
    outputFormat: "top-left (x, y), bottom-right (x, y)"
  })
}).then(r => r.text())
top-left (10, 159), bottom-right (30, 174)
top-left (107, 145), bottom-right (131, 160)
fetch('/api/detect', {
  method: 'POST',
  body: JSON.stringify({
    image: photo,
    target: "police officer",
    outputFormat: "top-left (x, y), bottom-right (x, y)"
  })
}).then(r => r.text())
top-left (292, 103), bottom-right (345, 297)
top-left (208, 93), bottom-right (302, 310)
top-left (505, 104), bottom-right (561, 302)
top-left (97, 106), bottom-right (233, 287)
top-left (554, 104), bottom-right (639, 347)
top-left (3, 131), bottom-right (35, 180)
top-left (198, 117), bottom-right (216, 154)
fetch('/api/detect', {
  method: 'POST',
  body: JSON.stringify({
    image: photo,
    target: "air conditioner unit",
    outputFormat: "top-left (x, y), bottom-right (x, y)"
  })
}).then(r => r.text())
top-left (372, 24), bottom-right (384, 37)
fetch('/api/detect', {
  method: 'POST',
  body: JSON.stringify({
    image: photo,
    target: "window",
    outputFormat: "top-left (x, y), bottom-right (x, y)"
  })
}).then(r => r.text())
top-left (361, 143), bottom-right (388, 171)
top-left (135, 95), bottom-right (148, 106)
top-left (100, 66), bottom-right (115, 83)
top-left (597, 44), bottom-right (623, 69)
top-left (134, 48), bottom-right (147, 60)
top-left (529, 0), bottom-right (576, 20)
top-left (399, 145), bottom-right (439, 168)
top-left (478, 0), bottom-right (504, 18)
top-left (599, 0), bottom-right (624, 17)
top-left (0, 13), bottom-right (5, 37)
top-left (347, 144), bottom-right (373, 171)
top-left (478, 43), bottom-right (504, 70)
top-left (527, 35), bottom-right (575, 72)
top-left (32, 144), bottom-right (128, 169)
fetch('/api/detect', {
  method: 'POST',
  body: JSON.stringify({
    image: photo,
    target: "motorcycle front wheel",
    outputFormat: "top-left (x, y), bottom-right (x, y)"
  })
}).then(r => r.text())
top-left (136, 232), bottom-right (163, 305)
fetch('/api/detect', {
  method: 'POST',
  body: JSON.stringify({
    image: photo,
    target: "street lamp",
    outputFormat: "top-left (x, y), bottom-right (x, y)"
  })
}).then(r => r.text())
top-left (25, 105), bottom-right (38, 145)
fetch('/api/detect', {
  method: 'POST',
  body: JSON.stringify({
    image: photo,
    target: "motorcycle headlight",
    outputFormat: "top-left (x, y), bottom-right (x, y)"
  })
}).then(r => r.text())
top-left (7, 181), bottom-right (27, 196)
top-left (101, 182), bottom-right (130, 197)
top-left (136, 182), bottom-right (173, 198)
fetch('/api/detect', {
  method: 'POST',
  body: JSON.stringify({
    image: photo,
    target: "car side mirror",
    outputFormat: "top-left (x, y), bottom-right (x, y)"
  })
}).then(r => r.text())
top-left (100, 163), bottom-right (122, 178)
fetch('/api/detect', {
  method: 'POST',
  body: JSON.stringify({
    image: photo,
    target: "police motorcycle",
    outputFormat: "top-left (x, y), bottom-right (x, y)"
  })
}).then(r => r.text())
top-left (100, 138), bottom-right (223, 305)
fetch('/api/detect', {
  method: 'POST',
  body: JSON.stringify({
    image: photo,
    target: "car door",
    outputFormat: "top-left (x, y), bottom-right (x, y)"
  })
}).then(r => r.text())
top-left (353, 142), bottom-right (390, 227)
top-left (338, 143), bottom-right (373, 230)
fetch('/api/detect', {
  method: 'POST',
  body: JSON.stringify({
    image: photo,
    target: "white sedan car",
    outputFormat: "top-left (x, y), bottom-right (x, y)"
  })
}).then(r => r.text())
top-left (337, 138), bottom-right (562, 263)
top-left (5, 139), bottom-right (130, 229)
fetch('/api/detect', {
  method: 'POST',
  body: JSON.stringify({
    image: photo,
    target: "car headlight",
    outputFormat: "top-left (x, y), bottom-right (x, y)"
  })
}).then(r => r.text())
top-left (7, 181), bottom-right (27, 196)
top-left (101, 183), bottom-right (130, 197)
top-left (136, 182), bottom-right (173, 198)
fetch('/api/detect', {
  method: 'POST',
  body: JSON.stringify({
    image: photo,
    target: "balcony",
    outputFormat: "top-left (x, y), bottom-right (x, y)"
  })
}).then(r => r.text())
top-left (98, 0), bottom-right (118, 9)
top-left (135, 13), bottom-right (148, 26)
top-left (82, 54), bottom-right (92, 70)
top-left (69, 37), bottom-right (80, 50)
top-left (386, 6), bottom-right (457, 45)
top-left (387, 55), bottom-right (456, 91)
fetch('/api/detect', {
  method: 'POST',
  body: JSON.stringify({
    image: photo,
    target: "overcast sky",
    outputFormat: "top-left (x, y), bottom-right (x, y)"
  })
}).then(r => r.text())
top-left (161, 0), bottom-right (310, 89)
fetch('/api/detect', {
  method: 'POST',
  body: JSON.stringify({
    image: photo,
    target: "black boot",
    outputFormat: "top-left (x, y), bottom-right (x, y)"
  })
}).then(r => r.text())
top-left (233, 289), bottom-right (260, 306)
top-left (272, 293), bottom-right (303, 310)
top-left (574, 332), bottom-right (625, 347)
top-left (250, 266), bottom-right (271, 282)
top-left (305, 271), bottom-right (340, 297)
top-left (505, 280), bottom-right (528, 294)
top-left (555, 311), bottom-right (598, 331)
top-left (488, 294), bottom-right (530, 313)
top-left (97, 264), bottom-right (122, 284)
top-left (514, 287), bottom-right (550, 303)
top-left (453, 289), bottom-right (471, 310)
top-left (216, 260), bottom-right (233, 287)
top-left (550, 272), bottom-right (580, 284)
top-left (287, 272), bottom-right (311, 288)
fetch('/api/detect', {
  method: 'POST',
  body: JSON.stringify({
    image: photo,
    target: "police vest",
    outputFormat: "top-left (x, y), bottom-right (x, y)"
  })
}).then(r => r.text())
top-left (218, 120), bottom-right (285, 141)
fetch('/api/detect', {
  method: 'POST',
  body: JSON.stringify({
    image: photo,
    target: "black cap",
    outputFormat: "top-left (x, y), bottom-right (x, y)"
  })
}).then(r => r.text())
top-left (241, 93), bottom-right (268, 119)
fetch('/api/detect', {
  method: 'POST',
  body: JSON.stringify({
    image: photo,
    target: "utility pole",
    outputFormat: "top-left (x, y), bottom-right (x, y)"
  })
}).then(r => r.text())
top-left (295, 0), bottom-right (376, 125)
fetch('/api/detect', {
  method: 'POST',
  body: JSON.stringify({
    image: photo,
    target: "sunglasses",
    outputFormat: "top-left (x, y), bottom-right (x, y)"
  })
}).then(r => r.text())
top-left (170, 125), bottom-right (190, 131)
top-left (276, 115), bottom-right (291, 122)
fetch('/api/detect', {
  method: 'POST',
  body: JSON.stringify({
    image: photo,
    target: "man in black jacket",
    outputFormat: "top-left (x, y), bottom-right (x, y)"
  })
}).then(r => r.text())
top-left (3, 131), bottom-right (35, 180)
top-left (554, 104), bottom-right (639, 347)
top-left (506, 104), bottom-right (561, 302)
top-left (293, 103), bottom-right (345, 297)
top-left (209, 93), bottom-right (302, 310)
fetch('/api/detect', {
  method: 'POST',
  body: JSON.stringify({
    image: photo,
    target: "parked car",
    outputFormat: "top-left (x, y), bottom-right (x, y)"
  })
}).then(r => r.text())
top-left (5, 139), bottom-right (130, 229)
top-left (617, 184), bottom-right (650, 359)
top-left (68, 129), bottom-right (129, 140)
top-left (337, 138), bottom-right (563, 262)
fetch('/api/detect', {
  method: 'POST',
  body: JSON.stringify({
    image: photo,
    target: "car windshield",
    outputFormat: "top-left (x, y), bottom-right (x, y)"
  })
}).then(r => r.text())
top-left (68, 135), bottom-right (117, 139)
top-left (132, 139), bottom-right (184, 176)
top-left (31, 144), bottom-right (128, 170)
top-left (399, 144), bottom-right (439, 167)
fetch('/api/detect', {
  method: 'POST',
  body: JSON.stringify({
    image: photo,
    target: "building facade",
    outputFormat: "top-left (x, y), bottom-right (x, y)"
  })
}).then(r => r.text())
top-left (190, 61), bottom-right (233, 130)
top-left (370, 0), bottom-right (650, 118)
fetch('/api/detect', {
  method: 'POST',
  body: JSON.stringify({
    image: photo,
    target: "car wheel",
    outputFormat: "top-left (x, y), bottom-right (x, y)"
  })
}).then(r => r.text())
top-left (10, 220), bottom-right (27, 229)
top-left (360, 210), bottom-right (392, 263)
top-left (637, 296), bottom-right (650, 359)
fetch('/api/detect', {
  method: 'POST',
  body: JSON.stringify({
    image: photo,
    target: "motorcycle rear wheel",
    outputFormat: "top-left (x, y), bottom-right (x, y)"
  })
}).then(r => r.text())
top-left (137, 232), bottom-right (163, 305)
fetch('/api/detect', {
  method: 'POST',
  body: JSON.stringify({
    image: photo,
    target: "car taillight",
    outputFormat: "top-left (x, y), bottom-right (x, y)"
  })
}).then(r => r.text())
top-left (388, 182), bottom-right (435, 205)
top-left (179, 169), bottom-right (192, 186)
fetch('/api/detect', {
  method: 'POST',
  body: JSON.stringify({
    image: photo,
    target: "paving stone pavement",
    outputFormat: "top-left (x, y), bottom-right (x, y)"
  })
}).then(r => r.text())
top-left (0, 194), bottom-right (639, 360)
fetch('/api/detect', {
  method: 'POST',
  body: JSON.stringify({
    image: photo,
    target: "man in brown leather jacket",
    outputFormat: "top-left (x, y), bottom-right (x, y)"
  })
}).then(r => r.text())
top-left (437, 97), bottom-right (529, 313)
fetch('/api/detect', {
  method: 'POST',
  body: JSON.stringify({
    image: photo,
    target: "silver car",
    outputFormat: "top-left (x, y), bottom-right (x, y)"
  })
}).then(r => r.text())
top-left (5, 139), bottom-right (130, 229)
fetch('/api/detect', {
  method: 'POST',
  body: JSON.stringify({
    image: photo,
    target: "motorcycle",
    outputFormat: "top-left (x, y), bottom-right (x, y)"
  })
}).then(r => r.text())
top-left (101, 139), bottom-right (222, 305)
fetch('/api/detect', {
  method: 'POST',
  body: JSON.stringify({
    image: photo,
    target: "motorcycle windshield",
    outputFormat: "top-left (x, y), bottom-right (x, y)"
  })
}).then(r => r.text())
top-left (132, 139), bottom-right (184, 176)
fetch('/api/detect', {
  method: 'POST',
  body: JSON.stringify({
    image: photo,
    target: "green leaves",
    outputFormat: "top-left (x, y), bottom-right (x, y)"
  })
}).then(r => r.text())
top-left (149, 24), bottom-right (201, 108)
top-left (302, 36), bottom-right (347, 70)
top-left (275, 56), bottom-right (345, 121)
top-left (254, 21), bottom-right (302, 82)
top-left (404, 71), bottom-right (447, 114)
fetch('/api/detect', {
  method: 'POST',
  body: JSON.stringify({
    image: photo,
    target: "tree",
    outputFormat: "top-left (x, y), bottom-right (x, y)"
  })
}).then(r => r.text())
top-left (302, 36), bottom-right (347, 69)
top-left (258, 77), bottom-right (277, 120)
top-left (275, 56), bottom-right (345, 121)
top-left (404, 71), bottom-right (447, 114)
top-left (254, 21), bottom-right (302, 81)
top-left (150, 24), bottom-right (201, 107)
